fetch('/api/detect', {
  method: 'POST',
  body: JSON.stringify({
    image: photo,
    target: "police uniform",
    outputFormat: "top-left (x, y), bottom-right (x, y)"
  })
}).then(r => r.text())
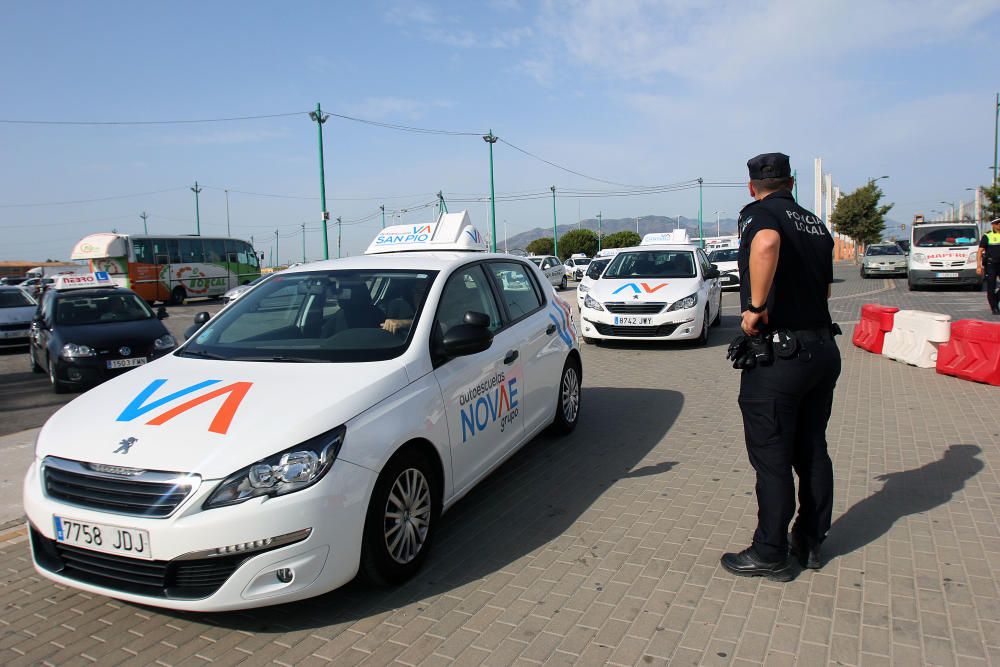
top-left (722, 153), bottom-right (842, 579)
top-left (979, 222), bottom-right (1000, 314)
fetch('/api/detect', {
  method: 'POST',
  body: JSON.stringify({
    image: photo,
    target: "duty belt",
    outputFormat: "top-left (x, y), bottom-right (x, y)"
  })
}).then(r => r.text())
top-left (788, 327), bottom-right (835, 343)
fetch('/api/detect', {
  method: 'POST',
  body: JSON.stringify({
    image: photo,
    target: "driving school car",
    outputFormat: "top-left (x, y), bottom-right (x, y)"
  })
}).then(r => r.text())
top-left (579, 237), bottom-right (722, 345)
top-left (24, 211), bottom-right (582, 611)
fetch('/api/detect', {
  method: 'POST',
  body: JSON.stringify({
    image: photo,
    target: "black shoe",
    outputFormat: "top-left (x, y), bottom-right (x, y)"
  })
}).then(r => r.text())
top-left (992, 309), bottom-right (1000, 316)
top-left (789, 532), bottom-right (822, 569)
top-left (720, 547), bottom-right (794, 582)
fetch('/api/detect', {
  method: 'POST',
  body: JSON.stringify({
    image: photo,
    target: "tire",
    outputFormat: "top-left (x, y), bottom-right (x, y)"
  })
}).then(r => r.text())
top-left (29, 345), bottom-right (44, 373)
top-left (360, 448), bottom-right (440, 586)
top-left (908, 280), bottom-right (918, 292)
top-left (860, 267), bottom-right (867, 279)
top-left (549, 355), bottom-right (581, 434)
top-left (559, 276), bottom-right (568, 291)
top-left (48, 356), bottom-right (67, 394)
top-left (695, 306), bottom-right (710, 346)
top-left (711, 294), bottom-right (722, 327)
top-left (170, 286), bottom-right (186, 306)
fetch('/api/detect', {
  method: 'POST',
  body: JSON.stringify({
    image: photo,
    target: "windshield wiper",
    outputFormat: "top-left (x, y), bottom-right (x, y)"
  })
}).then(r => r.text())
top-left (236, 355), bottom-right (325, 363)
top-left (176, 348), bottom-right (227, 360)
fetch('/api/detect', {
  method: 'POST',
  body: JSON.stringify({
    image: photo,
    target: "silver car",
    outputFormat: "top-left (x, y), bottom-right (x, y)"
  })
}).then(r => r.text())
top-left (0, 286), bottom-right (37, 348)
top-left (861, 243), bottom-right (907, 278)
top-left (221, 274), bottom-right (268, 305)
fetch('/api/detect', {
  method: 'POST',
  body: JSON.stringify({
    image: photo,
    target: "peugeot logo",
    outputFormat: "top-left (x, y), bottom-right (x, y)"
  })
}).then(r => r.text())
top-left (114, 437), bottom-right (138, 454)
top-left (119, 346), bottom-right (131, 357)
top-left (632, 294), bottom-right (640, 300)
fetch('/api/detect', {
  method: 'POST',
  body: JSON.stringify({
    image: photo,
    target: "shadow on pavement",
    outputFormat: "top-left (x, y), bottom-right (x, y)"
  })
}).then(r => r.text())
top-left (824, 444), bottom-right (983, 560)
top-left (161, 386), bottom-right (684, 631)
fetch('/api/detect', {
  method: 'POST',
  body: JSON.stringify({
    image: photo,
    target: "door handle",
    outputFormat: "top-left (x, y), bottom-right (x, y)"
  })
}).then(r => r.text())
top-left (546, 323), bottom-right (556, 335)
top-left (503, 350), bottom-right (519, 365)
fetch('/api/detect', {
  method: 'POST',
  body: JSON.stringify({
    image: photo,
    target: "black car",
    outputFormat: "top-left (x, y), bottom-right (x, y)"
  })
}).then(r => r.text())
top-left (29, 286), bottom-right (176, 393)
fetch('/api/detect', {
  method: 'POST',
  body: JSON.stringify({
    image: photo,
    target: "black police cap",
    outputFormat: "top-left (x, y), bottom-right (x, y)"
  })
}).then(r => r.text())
top-left (747, 153), bottom-right (791, 180)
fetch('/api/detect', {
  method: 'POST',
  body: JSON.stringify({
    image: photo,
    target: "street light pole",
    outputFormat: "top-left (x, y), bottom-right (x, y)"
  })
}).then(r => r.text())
top-left (483, 130), bottom-right (498, 252)
top-left (274, 229), bottom-right (279, 268)
top-left (309, 103), bottom-right (331, 259)
top-left (714, 210), bottom-right (726, 237)
top-left (225, 189), bottom-right (231, 236)
top-left (140, 211), bottom-right (148, 234)
top-left (994, 93), bottom-right (999, 186)
top-left (301, 223), bottom-right (306, 262)
top-left (191, 181), bottom-right (202, 235)
top-left (697, 177), bottom-right (704, 248)
top-left (336, 216), bottom-right (342, 259)
top-left (551, 186), bottom-right (558, 258)
top-left (597, 212), bottom-right (602, 251)
top-left (380, 204), bottom-right (385, 229)
top-left (940, 201), bottom-right (956, 221)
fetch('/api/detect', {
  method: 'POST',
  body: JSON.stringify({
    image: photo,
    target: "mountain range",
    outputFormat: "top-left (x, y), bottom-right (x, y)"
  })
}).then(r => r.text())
top-left (501, 215), bottom-right (739, 251)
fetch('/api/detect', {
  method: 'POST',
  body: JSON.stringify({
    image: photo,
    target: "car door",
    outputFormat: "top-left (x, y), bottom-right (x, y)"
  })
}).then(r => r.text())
top-left (34, 291), bottom-right (56, 365)
top-left (542, 257), bottom-right (560, 286)
top-left (697, 248), bottom-right (721, 320)
top-left (484, 260), bottom-right (563, 435)
top-left (433, 264), bottom-right (525, 495)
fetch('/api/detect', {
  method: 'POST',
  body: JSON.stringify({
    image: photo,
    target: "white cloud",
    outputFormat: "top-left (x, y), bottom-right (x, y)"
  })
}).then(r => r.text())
top-left (383, 1), bottom-right (533, 49)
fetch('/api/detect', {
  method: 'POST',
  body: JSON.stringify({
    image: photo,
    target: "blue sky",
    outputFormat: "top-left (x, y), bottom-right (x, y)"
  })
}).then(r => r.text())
top-left (1, 0), bottom-right (998, 263)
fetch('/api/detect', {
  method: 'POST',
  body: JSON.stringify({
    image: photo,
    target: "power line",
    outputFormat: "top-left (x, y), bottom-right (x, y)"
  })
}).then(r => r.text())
top-left (0, 187), bottom-right (188, 208)
top-left (0, 112), bottom-right (307, 126)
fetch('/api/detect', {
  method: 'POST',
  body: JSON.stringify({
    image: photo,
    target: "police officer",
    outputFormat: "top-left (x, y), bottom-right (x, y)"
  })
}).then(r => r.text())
top-left (976, 217), bottom-right (1000, 315)
top-left (721, 153), bottom-right (841, 581)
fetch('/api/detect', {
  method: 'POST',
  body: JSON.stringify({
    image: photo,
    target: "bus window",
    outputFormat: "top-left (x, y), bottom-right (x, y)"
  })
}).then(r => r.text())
top-left (151, 238), bottom-right (170, 264)
top-left (204, 239), bottom-right (225, 263)
top-left (179, 238), bottom-right (204, 264)
top-left (225, 239), bottom-right (241, 264)
top-left (167, 239), bottom-right (181, 264)
top-left (237, 242), bottom-right (259, 268)
top-left (132, 239), bottom-right (153, 264)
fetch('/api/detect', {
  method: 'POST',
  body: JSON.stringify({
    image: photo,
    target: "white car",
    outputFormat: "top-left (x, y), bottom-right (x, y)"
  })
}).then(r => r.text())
top-left (0, 286), bottom-right (37, 348)
top-left (527, 255), bottom-right (567, 290)
top-left (563, 255), bottom-right (591, 281)
top-left (579, 242), bottom-right (722, 345)
top-left (707, 248), bottom-right (740, 289)
top-left (221, 274), bottom-right (268, 305)
top-left (23, 212), bottom-right (582, 611)
top-left (576, 257), bottom-right (612, 310)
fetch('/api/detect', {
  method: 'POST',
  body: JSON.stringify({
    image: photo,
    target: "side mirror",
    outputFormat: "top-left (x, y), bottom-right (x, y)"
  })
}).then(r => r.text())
top-left (442, 311), bottom-right (493, 357)
top-left (463, 311), bottom-right (490, 328)
top-left (193, 311), bottom-right (211, 325)
top-left (157, 306), bottom-right (169, 320)
top-left (705, 266), bottom-right (720, 279)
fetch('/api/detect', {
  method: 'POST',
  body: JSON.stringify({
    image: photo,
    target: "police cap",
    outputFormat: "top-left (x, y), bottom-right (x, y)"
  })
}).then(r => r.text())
top-left (747, 153), bottom-right (791, 180)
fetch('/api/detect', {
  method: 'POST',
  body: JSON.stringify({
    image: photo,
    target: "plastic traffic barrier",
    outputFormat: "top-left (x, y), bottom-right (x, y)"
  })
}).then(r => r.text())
top-left (935, 319), bottom-right (1000, 386)
top-left (881, 310), bottom-right (951, 368)
top-left (852, 304), bottom-right (900, 354)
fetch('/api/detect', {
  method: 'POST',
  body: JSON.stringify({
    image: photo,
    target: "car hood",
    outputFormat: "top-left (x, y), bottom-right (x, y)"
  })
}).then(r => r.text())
top-left (35, 353), bottom-right (412, 478)
top-left (54, 319), bottom-right (170, 348)
top-left (0, 306), bottom-right (36, 325)
top-left (590, 277), bottom-right (702, 305)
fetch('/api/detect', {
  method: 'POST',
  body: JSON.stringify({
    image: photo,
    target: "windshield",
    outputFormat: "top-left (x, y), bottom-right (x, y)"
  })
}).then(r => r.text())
top-left (914, 226), bottom-right (979, 248)
top-left (708, 249), bottom-right (739, 263)
top-left (605, 250), bottom-right (696, 279)
top-left (866, 245), bottom-right (903, 256)
top-left (54, 292), bottom-right (153, 325)
top-left (571, 258), bottom-right (591, 267)
top-left (527, 257), bottom-right (543, 266)
top-left (181, 269), bottom-right (437, 363)
top-left (586, 259), bottom-right (611, 280)
top-left (0, 289), bottom-right (35, 308)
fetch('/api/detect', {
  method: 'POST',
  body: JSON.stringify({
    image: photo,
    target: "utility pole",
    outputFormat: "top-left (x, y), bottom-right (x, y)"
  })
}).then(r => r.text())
top-left (140, 211), bottom-right (148, 234)
top-left (504, 220), bottom-right (508, 253)
top-left (225, 189), bottom-right (231, 236)
top-left (635, 216), bottom-right (639, 235)
top-left (336, 216), bottom-right (342, 259)
top-left (697, 177), bottom-right (704, 248)
top-left (994, 93), bottom-right (999, 186)
top-left (301, 223), bottom-right (306, 262)
top-left (551, 186), bottom-right (559, 258)
top-left (714, 210), bottom-right (726, 237)
top-left (274, 230), bottom-right (279, 268)
top-left (309, 103), bottom-right (331, 259)
top-left (380, 204), bottom-right (385, 228)
top-left (437, 191), bottom-right (448, 216)
top-left (483, 130), bottom-right (498, 251)
top-left (191, 181), bottom-right (202, 235)
top-left (597, 212), bottom-right (603, 251)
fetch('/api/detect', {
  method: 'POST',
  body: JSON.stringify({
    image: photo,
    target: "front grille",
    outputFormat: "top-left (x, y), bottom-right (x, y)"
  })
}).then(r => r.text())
top-left (0, 323), bottom-right (29, 332)
top-left (30, 528), bottom-right (248, 599)
top-left (43, 457), bottom-right (195, 518)
top-left (604, 302), bottom-right (666, 314)
top-left (593, 322), bottom-right (681, 337)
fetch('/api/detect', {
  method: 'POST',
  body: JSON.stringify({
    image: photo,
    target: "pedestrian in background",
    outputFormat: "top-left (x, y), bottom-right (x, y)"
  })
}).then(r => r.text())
top-left (976, 217), bottom-right (1000, 315)
top-left (721, 153), bottom-right (841, 581)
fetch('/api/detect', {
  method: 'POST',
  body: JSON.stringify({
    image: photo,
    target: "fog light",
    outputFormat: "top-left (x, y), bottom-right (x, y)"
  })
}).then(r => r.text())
top-left (275, 568), bottom-right (294, 583)
top-left (68, 369), bottom-right (82, 381)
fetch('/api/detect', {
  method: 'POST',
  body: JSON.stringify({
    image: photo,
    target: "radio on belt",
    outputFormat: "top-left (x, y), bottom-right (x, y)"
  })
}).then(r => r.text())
top-left (365, 210), bottom-right (488, 255)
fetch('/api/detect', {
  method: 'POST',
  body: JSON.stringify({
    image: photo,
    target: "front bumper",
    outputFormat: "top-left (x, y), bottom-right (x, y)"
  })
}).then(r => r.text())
top-left (23, 457), bottom-right (376, 611)
top-left (719, 272), bottom-right (740, 288)
top-left (908, 267), bottom-right (980, 287)
top-left (863, 262), bottom-right (907, 276)
top-left (580, 306), bottom-right (700, 340)
top-left (52, 350), bottom-right (171, 387)
top-left (0, 327), bottom-right (30, 347)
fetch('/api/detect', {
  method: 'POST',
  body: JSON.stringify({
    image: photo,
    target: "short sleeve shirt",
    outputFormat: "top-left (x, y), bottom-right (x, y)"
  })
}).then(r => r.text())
top-left (980, 233), bottom-right (1000, 264)
top-left (737, 191), bottom-right (834, 330)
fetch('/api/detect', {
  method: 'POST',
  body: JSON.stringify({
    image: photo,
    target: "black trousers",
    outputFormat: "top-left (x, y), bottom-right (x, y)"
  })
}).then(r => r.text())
top-left (738, 334), bottom-right (841, 561)
top-left (987, 263), bottom-right (999, 312)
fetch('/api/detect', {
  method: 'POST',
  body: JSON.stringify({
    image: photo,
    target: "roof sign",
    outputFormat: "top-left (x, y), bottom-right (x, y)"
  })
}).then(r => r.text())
top-left (640, 230), bottom-right (693, 246)
top-left (53, 272), bottom-right (116, 291)
top-left (365, 210), bottom-right (488, 255)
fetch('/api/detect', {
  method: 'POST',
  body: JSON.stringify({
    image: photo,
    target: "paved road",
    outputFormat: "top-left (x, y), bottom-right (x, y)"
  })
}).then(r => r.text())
top-left (1, 267), bottom-right (999, 666)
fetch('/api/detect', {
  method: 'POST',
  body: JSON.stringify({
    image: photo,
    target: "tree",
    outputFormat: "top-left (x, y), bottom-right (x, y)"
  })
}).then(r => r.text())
top-left (525, 237), bottom-right (554, 256)
top-left (557, 229), bottom-right (599, 259)
top-left (601, 231), bottom-right (641, 249)
top-left (831, 181), bottom-right (893, 257)
top-left (980, 181), bottom-right (1000, 221)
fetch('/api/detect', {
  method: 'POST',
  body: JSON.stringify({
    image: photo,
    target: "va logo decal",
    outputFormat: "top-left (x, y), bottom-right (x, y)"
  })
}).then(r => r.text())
top-left (549, 298), bottom-right (574, 347)
top-left (612, 282), bottom-right (669, 295)
top-left (464, 228), bottom-right (483, 244)
top-left (117, 379), bottom-right (253, 435)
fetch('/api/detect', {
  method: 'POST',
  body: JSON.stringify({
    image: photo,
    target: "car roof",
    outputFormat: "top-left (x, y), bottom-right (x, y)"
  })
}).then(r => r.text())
top-left (279, 252), bottom-right (535, 276)
top-left (53, 287), bottom-right (136, 298)
top-left (615, 244), bottom-right (698, 252)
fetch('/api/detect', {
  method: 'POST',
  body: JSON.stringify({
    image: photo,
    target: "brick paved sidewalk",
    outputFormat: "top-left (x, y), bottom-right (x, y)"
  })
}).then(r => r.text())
top-left (0, 266), bottom-right (997, 666)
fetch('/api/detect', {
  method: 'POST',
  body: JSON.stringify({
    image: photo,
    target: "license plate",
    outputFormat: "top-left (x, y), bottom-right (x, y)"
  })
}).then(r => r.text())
top-left (0, 329), bottom-right (28, 338)
top-left (935, 272), bottom-right (959, 278)
top-left (613, 316), bottom-right (652, 325)
top-left (107, 357), bottom-right (147, 369)
top-left (53, 516), bottom-right (152, 559)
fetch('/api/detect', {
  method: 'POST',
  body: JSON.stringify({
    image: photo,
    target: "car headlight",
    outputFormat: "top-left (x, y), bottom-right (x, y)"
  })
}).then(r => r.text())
top-left (968, 251), bottom-right (978, 263)
top-left (61, 343), bottom-right (96, 359)
top-left (667, 293), bottom-right (698, 311)
top-left (578, 283), bottom-right (590, 293)
top-left (203, 426), bottom-right (345, 509)
top-left (153, 334), bottom-right (176, 350)
top-left (583, 294), bottom-right (604, 311)
top-left (912, 253), bottom-right (926, 263)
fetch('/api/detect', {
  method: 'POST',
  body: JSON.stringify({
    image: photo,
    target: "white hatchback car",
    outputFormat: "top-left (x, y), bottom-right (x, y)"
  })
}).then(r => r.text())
top-left (576, 257), bottom-right (613, 310)
top-left (707, 248), bottom-right (740, 290)
top-left (23, 212), bottom-right (582, 611)
top-left (579, 242), bottom-right (722, 345)
top-left (527, 255), bottom-right (568, 291)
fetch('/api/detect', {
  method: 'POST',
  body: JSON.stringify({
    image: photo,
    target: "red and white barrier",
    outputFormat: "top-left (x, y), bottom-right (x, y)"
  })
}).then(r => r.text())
top-left (936, 320), bottom-right (1000, 386)
top-left (852, 304), bottom-right (899, 354)
top-left (881, 310), bottom-right (951, 369)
